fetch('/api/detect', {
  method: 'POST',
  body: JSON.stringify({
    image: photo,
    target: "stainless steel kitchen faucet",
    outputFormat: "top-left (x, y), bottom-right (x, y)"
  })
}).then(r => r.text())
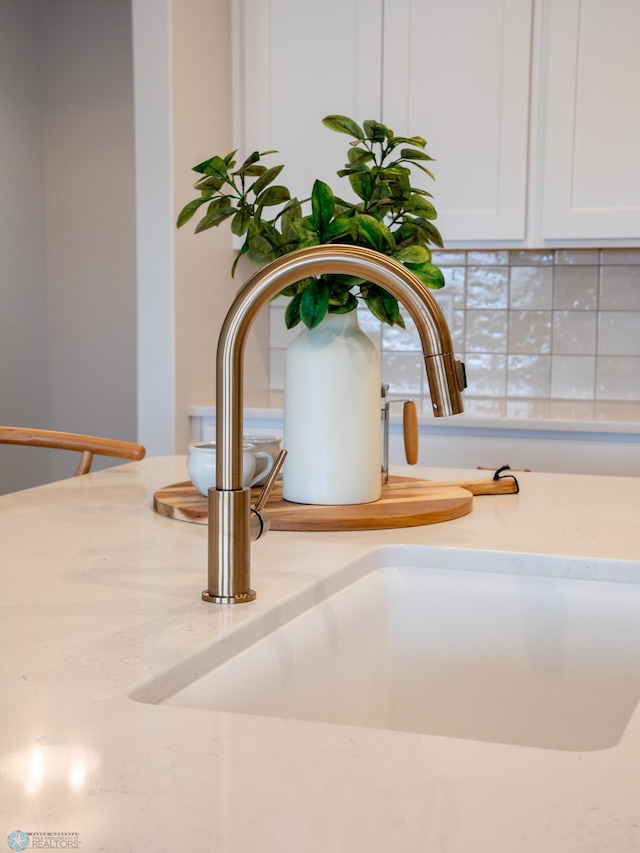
top-left (203, 244), bottom-right (466, 604)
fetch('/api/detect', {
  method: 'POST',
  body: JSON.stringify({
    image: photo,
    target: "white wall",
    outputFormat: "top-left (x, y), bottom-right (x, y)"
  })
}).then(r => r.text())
top-left (0, 1), bottom-right (50, 492)
top-left (135, 0), bottom-right (267, 458)
top-left (1, 0), bottom-right (264, 493)
top-left (0, 0), bottom-right (138, 493)
top-left (40, 0), bottom-right (138, 482)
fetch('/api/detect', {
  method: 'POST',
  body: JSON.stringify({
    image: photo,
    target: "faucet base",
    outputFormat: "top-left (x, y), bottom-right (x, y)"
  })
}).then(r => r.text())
top-left (201, 589), bottom-right (256, 604)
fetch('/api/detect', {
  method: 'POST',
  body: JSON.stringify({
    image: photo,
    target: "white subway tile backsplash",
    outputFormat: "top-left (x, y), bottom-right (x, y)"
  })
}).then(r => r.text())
top-left (554, 249), bottom-right (600, 265)
top-left (467, 267), bottom-right (509, 307)
top-left (600, 248), bottom-right (640, 265)
top-left (551, 356), bottom-right (596, 400)
top-left (452, 310), bottom-right (466, 352)
top-left (434, 251), bottom-right (467, 265)
top-left (509, 250), bottom-right (554, 266)
top-left (508, 311), bottom-right (552, 354)
top-left (268, 250), bottom-right (640, 405)
top-left (440, 266), bottom-right (466, 308)
top-left (464, 353), bottom-right (507, 397)
top-left (467, 250), bottom-right (509, 266)
top-left (598, 312), bottom-right (640, 356)
top-left (596, 356), bottom-right (640, 402)
top-left (600, 266), bottom-right (640, 310)
top-left (553, 311), bottom-right (597, 355)
top-left (381, 318), bottom-right (422, 352)
top-left (381, 352), bottom-right (423, 394)
top-left (510, 267), bottom-right (554, 309)
top-left (553, 266), bottom-right (598, 310)
top-left (465, 310), bottom-right (508, 353)
top-left (507, 354), bottom-right (552, 398)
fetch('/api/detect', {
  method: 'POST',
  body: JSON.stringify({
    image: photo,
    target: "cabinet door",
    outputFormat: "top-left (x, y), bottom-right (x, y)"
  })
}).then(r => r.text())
top-left (541, 0), bottom-right (640, 239)
top-left (235, 0), bottom-right (382, 202)
top-left (382, 0), bottom-right (533, 242)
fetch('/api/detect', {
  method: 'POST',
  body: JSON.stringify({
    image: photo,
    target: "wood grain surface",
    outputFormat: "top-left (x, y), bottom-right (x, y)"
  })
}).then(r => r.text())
top-left (153, 474), bottom-right (517, 531)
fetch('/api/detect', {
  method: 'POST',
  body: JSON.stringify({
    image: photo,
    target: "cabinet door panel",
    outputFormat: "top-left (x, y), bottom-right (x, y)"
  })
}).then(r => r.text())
top-left (235, 0), bottom-right (382, 202)
top-left (382, 0), bottom-right (532, 242)
top-left (541, 0), bottom-right (640, 239)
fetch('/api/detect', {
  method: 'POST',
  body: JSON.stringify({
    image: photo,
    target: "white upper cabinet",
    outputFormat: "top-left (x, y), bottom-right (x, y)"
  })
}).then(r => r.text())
top-left (236, 0), bottom-right (383, 203)
top-left (235, 0), bottom-right (532, 242)
top-left (539, 0), bottom-right (640, 240)
top-left (235, 0), bottom-right (640, 245)
top-left (382, 0), bottom-right (533, 241)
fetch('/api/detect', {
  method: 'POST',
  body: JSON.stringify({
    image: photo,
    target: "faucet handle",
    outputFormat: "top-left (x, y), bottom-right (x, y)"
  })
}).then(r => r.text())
top-left (250, 449), bottom-right (287, 541)
top-left (253, 448), bottom-right (287, 513)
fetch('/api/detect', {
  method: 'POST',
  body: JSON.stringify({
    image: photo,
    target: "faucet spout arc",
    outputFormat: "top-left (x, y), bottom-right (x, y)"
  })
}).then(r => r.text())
top-left (216, 244), bottom-right (464, 491)
top-left (206, 243), bottom-right (465, 604)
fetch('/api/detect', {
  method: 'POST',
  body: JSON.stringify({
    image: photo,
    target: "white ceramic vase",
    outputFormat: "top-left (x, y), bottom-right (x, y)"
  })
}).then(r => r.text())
top-left (283, 310), bottom-right (381, 505)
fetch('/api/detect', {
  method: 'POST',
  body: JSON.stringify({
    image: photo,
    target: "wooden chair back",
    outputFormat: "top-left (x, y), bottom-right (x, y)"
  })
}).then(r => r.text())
top-left (0, 427), bottom-right (146, 476)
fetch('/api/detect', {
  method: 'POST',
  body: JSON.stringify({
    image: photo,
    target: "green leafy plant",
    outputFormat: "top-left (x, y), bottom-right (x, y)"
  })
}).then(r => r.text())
top-left (177, 115), bottom-right (445, 330)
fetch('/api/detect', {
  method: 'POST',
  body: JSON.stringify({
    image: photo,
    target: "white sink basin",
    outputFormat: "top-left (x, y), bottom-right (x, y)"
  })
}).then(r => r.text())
top-left (131, 547), bottom-right (640, 751)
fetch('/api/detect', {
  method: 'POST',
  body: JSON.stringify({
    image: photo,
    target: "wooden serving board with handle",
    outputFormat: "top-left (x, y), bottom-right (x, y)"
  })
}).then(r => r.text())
top-left (153, 474), bottom-right (518, 531)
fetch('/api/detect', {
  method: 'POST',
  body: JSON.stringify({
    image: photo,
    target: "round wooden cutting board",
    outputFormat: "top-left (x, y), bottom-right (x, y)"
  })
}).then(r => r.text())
top-left (153, 475), bottom-right (473, 531)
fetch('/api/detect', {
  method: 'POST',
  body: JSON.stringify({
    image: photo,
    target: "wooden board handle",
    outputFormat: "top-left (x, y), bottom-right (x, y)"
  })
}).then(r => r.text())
top-left (440, 476), bottom-right (519, 496)
top-left (403, 400), bottom-right (419, 464)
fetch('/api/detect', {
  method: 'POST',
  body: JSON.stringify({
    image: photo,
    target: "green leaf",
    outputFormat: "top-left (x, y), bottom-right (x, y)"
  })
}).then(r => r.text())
top-left (322, 114), bottom-right (364, 139)
top-left (241, 165), bottom-right (267, 177)
top-left (193, 197), bottom-right (236, 232)
top-left (363, 119), bottom-right (389, 142)
top-left (232, 150), bottom-right (260, 175)
top-left (279, 277), bottom-right (313, 298)
top-left (347, 147), bottom-right (374, 166)
top-left (193, 155), bottom-right (228, 180)
top-left (245, 234), bottom-right (278, 264)
top-left (284, 292), bottom-right (302, 329)
top-left (281, 197), bottom-right (303, 221)
top-left (363, 285), bottom-right (401, 326)
top-left (256, 185), bottom-right (291, 207)
top-left (330, 273), bottom-right (366, 289)
top-left (310, 180), bottom-right (335, 234)
top-left (176, 196), bottom-right (209, 228)
top-left (405, 195), bottom-right (438, 219)
top-left (322, 214), bottom-right (353, 242)
top-left (411, 217), bottom-right (444, 247)
top-left (349, 171), bottom-right (375, 203)
top-left (405, 262), bottom-right (445, 289)
top-left (192, 156), bottom-right (215, 175)
top-left (281, 218), bottom-right (309, 243)
top-left (354, 214), bottom-right (395, 252)
top-left (326, 278), bottom-right (351, 305)
top-left (251, 164), bottom-right (285, 196)
top-left (193, 174), bottom-right (224, 192)
top-left (328, 292), bottom-right (359, 314)
top-left (400, 148), bottom-right (435, 162)
top-left (407, 185), bottom-right (434, 199)
top-left (300, 278), bottom-right (329, 328)
top-left (231, 208), bottom-right (251, 237)
top-left (387, 135), bottom-right (427, 149)
top-left (395, 245), bottom-right (432, 265)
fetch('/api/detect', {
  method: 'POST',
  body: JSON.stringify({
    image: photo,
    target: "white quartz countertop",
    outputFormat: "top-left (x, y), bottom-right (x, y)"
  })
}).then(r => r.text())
top-left (2, 457), bottom-right (640, 852)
